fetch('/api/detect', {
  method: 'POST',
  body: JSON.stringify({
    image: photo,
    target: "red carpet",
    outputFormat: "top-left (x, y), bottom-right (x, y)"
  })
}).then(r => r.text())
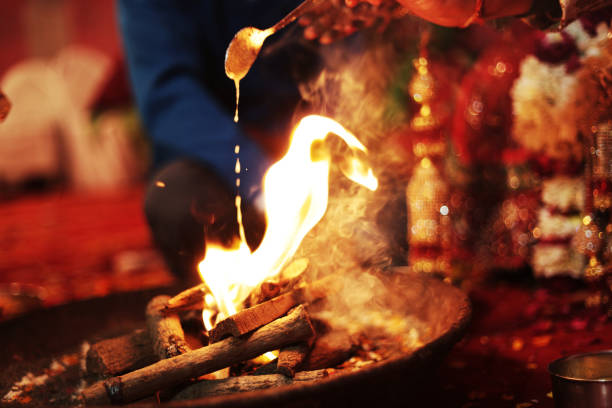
top-left (0, 186), bottom-right (173, 312)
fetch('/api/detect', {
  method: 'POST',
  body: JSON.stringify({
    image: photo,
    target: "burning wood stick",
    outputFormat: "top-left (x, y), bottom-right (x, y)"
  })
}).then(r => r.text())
top-left (81, 305), bottom-right (315, 405)
top-left (209, 291), bottom-right (302, 343)
top-left (172, 369), bottom-right (328, 400)
top-left (86, 329), bottom-right (156, 377)
top-left (246, 281), bottom-right (281, 307)
top-left (210, 275), bottom-right (337, 343)
top-left (281, 258), bottom-right (310, 281)
top-left (246, 258), bottom-right (310, 307)
top-left (146, 295), bottom-right (191, 359)
top-left (163, 283), bottom-right (209, 314)
top-left (275, 342), bottom-right (310, 378)
top-left (165, 258), bottom-right (310, 314)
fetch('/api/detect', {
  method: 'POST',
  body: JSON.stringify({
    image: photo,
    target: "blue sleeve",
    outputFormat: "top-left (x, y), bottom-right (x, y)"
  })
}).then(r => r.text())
top-left (117, 0), bottom-right (270, 199)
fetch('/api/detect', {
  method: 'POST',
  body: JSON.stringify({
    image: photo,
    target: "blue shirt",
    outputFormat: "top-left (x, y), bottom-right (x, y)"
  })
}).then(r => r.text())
top-left (118, 0), bottom-right (312, 199)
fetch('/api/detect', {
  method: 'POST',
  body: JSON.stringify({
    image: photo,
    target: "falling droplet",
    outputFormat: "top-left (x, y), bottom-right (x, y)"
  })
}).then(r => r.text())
top-left (235, 194), bottom-right (248, 245)
top-left (232, 145), bottom-right (247, 246)
top-left (233, 80), bottom-right (240, 123)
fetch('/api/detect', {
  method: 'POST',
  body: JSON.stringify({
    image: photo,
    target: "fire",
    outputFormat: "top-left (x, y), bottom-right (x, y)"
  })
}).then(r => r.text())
top-left (198, 115), bottom-right (378, 326)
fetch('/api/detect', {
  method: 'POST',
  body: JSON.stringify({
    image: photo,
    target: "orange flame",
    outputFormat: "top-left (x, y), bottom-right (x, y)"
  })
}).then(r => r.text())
top-left (198, 115), bottom-right (377, 324)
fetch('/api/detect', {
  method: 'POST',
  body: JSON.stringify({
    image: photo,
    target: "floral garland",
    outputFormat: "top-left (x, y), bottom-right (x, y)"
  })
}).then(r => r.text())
top-left (511, 17), bottom-right (612, 158)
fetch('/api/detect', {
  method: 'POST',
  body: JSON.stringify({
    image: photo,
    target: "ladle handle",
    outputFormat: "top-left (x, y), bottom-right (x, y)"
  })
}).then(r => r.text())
top-left (271, 0), bottom-right (321, 33)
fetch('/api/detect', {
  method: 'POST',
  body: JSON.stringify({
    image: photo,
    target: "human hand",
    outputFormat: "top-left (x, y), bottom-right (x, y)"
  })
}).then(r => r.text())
top-left (395, 0), bottom-right (533, 27)
top-left (298, 0), bottom-right (407, 44)
top-left (297, 0), bottom-right (534, 42)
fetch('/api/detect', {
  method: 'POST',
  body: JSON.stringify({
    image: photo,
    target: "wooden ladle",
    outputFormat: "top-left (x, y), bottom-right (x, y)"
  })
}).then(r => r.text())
top-left (225, 0), bottom-right (321, 122)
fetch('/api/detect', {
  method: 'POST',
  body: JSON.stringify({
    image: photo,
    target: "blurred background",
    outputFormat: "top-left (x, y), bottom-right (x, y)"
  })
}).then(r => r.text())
top-left (0, 0), bottom-right (145, 191)
top-left (0, 0), bottom-right (173, 321)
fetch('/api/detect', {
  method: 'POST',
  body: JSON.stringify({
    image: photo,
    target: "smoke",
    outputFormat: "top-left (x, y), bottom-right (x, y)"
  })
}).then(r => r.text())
top-left (294, 35), bottom-right (402, 278)
top-left (298, 34), bottom-right (407, 154)
top-left (295, 177), bottom-right (389, 274)
top-left (312, 271), bottom-right (432, 344)
top-left (293, 30), bottom-right (423, 336)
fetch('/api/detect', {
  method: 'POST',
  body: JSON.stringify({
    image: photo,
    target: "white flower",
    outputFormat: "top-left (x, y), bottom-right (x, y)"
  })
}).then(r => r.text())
top-left (511, 56), bottom-right (578, 156)
top-left (565, 20), bottom-right (609, 57)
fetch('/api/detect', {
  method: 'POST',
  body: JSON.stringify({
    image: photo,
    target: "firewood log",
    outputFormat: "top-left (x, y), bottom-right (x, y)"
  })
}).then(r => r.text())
top-left (210, 275), bottom-right (338, 343)
top-left (146, 295), bottom-right (190, 359)
top-left (163, 283), bottom-right (209, 314)
top-left (255, 329), bottom-right (357, 374)
top-left (246, 281), bottom-right (281, 307)
top-left (81, 305), bottom-right (315, 405)
top-left (252, 360), bottom-right (278, 375)
top-left (302, 329), bottom-right (358, 370)
top-left (86, 329), bottom-right (156, 377)
top-left (210, 290), bottom-right (303, 343)
top-left (275, 342), bottom-right (310, 378)
top-left (166, 259), bottom-right (310, 314)
top-left (172, 369), bottom-right (327, 400)
top-left (246, 258), bottom-right (309, 307)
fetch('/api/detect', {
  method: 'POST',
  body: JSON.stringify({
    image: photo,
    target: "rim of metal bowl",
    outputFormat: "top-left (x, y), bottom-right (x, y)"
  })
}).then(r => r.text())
top-left (548, 350), bottom-right (612, 383)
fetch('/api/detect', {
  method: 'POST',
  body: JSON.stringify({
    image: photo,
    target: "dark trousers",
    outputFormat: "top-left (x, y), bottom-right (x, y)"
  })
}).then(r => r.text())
top-left (144, 160), bottom-right (265, 284)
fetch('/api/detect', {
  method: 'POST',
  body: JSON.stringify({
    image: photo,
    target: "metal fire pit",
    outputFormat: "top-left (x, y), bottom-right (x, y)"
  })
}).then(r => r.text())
top-left (0, 273), bottom-right (470, 408)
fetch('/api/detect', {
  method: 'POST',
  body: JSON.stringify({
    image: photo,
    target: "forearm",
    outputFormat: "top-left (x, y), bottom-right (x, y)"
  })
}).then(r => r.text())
top-left (481, 0), bottom-right (533, 19)
top-left (117, 0), bottom-right (270, 195)
top-left (405, 0), bottom-right (533, 26)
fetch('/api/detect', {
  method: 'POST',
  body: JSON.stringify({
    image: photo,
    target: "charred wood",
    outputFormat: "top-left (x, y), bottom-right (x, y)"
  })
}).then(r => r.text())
top-left (275, 342), bottom-right (310, 378)
top-left (166, 259), bottom-right (310, 314)
top-left (246, 258), bottom-right (309, 307)
top-left (210, 275), bottom-right (337, 343)
top-left (302, 329), bottom-right (358, 370)
top-left (81, 305), bottom-right (315, 405)
top-left (86, 329), bottom-right (156, 377)
top-left (163, 283), bottom-right (209, 314)
top-left (146, 295), bottom-right (191, 359)
top-left (172, 369), bottom-right (327, 400)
